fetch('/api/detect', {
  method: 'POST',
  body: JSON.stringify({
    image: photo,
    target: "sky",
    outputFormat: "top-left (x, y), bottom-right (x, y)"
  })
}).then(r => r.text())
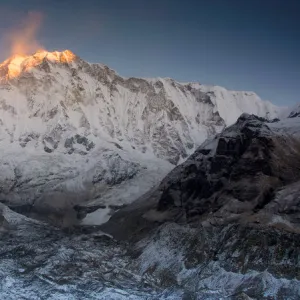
top-left (0, 0), bottom-right (299, 106)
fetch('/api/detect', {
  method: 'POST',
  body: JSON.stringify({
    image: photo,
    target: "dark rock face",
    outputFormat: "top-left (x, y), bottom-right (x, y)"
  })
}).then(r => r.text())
top-left (64, 134), bottom-right (95, 155)
top-left (288, 105), bottom-right (300, 118)
top-left (156, 114), bottom-right (300, 224)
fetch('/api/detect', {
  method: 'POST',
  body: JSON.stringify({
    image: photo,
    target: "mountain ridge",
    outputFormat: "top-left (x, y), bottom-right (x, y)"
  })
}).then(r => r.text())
top-left (0, 50), bottom-right (282, 157)
top-left (0, 49), bottom-right (287, 223)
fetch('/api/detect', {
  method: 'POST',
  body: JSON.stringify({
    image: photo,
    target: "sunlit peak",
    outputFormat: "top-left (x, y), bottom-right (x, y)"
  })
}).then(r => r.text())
top-left (0, 49), bottom-right (77, 80)
top-left (32, 49), bottom-right (76, 63)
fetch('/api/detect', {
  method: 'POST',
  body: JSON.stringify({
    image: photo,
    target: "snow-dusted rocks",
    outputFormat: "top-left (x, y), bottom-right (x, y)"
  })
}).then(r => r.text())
top-left (152, 113), bottom-right (300, 225)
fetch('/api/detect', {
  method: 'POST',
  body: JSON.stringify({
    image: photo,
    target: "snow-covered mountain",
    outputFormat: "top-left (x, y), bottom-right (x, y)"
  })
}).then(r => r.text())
top-left (0, 50), bottom-right (282, 219)
top-left (0, 50), bottom-right (282, 160)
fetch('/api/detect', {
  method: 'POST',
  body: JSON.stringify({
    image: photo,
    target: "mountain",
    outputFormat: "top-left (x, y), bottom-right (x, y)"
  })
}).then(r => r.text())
top-left (1, 50), bottom-right (300, 299)
top-left (0, 50), bottom-right (282, 222)
top-left (101, 113), bottom-right (300, 299)
top-left (1, 114), bottom-right (300, 299)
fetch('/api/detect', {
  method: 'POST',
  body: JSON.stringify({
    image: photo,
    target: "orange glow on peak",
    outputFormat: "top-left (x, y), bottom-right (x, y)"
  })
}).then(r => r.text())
top-left (0, 12), bottom-right (78, 81)
top-left (0, 50), bottom-right (77, 80)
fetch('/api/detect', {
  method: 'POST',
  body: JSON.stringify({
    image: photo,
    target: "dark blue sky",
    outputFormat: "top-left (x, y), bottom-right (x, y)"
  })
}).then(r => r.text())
top-left (0, 0), bottom-right (299, 106)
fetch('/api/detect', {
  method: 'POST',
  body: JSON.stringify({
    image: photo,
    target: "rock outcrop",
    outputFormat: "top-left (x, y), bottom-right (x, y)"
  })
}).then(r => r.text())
top-left (155, 114), bottom-right (300, 228)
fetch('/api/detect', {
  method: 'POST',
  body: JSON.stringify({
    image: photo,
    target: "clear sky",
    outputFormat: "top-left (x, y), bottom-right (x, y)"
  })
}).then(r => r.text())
top-left (0, 0), bottom-right (299, 106)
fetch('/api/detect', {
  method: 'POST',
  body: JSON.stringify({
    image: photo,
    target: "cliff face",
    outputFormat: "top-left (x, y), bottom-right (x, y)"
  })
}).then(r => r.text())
top-left (156, 114), bottom-right (300, 228)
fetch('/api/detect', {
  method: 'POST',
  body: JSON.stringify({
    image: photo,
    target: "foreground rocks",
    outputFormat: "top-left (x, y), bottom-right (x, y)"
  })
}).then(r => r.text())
top-left (130, 223), bottom-right (300, 299)
top-left (3, 199), bottom-right (300, 299)
top-left (0, 204), bottom-right (178, 299)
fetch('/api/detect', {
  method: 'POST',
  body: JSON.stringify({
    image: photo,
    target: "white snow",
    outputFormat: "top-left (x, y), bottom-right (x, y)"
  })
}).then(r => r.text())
top-left (81, 207), bottom-right (112, 225)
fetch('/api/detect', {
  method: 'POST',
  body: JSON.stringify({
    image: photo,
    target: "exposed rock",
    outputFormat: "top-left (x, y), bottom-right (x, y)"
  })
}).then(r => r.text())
top-left (154, 114), bottom-right (300, 226)
top-left (0, 205), bottom-right (9, 231)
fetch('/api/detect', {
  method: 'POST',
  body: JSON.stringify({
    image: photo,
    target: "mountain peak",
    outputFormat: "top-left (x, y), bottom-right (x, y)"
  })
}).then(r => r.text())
top-left (0, 49), bottom-right (77, 80)
top-left (31, 49), bottom-right (77, 63)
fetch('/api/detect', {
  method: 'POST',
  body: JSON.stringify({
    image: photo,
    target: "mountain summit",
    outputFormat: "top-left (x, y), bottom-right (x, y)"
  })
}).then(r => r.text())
top-left (0, 50), bottom-right (77, 80)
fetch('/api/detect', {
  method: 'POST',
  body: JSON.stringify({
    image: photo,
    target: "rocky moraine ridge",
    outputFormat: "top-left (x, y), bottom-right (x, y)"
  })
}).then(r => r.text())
top-left (1, 113), bottom-right (300, 299)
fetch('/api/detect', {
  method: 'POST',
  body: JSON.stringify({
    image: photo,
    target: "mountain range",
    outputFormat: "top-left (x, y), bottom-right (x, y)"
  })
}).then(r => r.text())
top-left (1, 50), bottom-right (300, 299)
top-left (0, 50), bottom-right (286, 222)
